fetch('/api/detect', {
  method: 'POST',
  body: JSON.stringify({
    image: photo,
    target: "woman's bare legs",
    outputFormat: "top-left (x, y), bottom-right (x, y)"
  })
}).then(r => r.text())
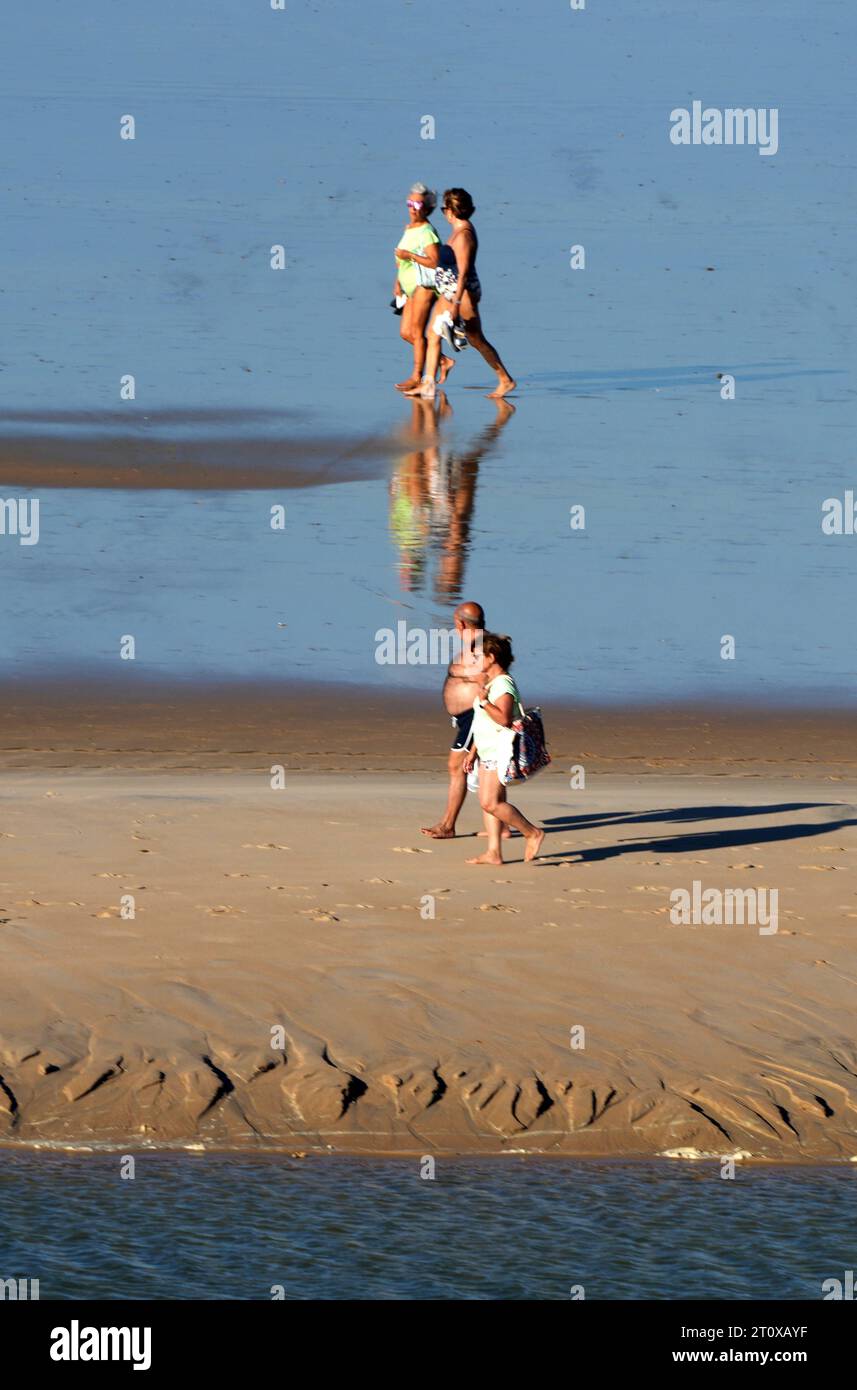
top-left (466, 768), bottom-right (544, 864)
top-left (410, 292), bottom-right (516, 399)
top-left (406, 300), bottom-right (447, 397)
top-left (465, 805), bottom-right (503, 864)
top-left (396, 288), bottom-right (434, 391)
top-left (459, 293), bottom-right (516, 398)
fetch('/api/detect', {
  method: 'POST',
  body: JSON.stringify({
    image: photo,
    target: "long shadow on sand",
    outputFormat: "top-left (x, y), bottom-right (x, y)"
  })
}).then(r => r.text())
top-left (540, 813), bottom-right (857, 864)
top-left (542, 802), bottom-right (841, 836)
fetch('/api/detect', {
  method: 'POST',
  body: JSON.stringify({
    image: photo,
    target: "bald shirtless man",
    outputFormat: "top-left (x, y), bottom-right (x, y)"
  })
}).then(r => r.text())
top-left (421, 600), bottom-right (510, 841)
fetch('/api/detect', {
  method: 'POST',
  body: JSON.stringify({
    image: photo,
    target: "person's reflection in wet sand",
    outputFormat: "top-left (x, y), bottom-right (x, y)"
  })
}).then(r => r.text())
top-left (388, 394), bottom-right (515, 599)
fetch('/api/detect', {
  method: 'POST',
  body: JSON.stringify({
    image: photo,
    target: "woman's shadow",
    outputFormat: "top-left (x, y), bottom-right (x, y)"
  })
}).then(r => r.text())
top-left (536, 801), bottom-right (857, 863)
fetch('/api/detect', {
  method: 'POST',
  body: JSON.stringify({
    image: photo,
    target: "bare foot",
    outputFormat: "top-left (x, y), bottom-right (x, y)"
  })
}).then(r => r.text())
top-left (487, 376), bottom-right (517, 399)
top-left (421, 824), bottom-right (455, 839)
top-left (396, 375), bottom-right (420, 392)
top-left (465, 851), bottom-right (503, 866)
top-left (439, 356), bottom-right (455, 385)
top-left (403, 377), bottom-right (435, 399)
top-left (478, 828), bottom-right (513, 839)
top-left (524, 828), bottom-right (545, 862)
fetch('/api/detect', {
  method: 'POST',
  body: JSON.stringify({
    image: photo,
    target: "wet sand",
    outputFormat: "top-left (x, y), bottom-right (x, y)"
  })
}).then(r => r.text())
top-left (0, 412), bottom-right (401, 490)
top-left (1, 685), bottom-right (856, 1159)
top-left (2, 678), bottom-right (857, 776)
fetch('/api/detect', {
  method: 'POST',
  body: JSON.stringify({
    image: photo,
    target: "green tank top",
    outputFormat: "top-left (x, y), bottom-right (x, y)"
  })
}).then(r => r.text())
top-left (396, 222), bottom-right (440, 296)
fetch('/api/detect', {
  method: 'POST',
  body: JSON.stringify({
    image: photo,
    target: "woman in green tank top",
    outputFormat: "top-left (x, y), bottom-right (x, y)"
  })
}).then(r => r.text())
top-left (393, 184), bottom-right (446, 393)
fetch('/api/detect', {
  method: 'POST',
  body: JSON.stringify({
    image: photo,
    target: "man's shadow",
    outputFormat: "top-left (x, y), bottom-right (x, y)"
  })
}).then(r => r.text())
top-left (536, 802), bottom-right (857, 863)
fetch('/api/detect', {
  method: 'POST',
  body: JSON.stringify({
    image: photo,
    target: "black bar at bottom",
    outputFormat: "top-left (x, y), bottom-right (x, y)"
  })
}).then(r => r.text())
top-left (2, 1298), bottom-right (851, 1374)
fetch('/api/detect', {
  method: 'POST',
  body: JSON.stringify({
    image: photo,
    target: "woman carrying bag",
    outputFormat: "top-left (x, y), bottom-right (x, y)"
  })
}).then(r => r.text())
top-left (462, 633), bottom-right (545, 866)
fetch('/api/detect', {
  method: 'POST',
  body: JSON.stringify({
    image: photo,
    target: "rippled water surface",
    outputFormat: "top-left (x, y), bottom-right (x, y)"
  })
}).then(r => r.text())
top-left (1, 1154), bottom-right (854, 1300)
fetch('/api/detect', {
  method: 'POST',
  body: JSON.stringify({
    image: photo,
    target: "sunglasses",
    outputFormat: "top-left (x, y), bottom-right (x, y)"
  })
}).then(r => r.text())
top-left (406, 199), bottom-right (423, 210)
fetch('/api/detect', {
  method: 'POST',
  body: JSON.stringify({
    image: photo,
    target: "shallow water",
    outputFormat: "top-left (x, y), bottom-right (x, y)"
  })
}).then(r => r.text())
top-left (0, 0), bottom-right (854, 702)
top-left (0, 1153), bottom-right (854, 1300)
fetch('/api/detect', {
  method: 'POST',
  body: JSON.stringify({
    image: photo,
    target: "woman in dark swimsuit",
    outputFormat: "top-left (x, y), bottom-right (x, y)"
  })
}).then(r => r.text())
top-left (408, 188), bottom-right (516, 400)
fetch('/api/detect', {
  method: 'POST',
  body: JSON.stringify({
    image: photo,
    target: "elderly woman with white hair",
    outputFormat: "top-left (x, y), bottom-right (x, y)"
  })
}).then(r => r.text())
top-left (392, 183), bottom-right (452, 393)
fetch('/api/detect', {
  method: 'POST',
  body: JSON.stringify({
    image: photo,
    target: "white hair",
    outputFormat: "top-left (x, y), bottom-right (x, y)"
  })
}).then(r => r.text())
top-left (409, 182), bottom-right (437, 213)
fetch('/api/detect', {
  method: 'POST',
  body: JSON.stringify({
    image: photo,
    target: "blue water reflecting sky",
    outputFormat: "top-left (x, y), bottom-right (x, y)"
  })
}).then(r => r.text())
top-left (0, 0), bottom-right (853, 702)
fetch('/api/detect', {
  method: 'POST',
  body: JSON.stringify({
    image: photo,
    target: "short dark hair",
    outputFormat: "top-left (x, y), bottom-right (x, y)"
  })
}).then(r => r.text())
top-left (482, 632), bottom-right (513, 670)
top-left (443, 187), bottom-right (475, 219)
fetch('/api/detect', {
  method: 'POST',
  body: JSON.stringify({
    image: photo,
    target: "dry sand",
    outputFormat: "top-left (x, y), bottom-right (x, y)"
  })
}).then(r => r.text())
top-left (1, 685), bottom-right (856, 1159)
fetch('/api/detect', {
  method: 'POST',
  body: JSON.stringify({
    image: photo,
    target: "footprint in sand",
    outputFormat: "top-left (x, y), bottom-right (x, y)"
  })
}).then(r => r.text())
top-left (95, 872), bottom-right (125, 879)
top-left (299, 909), bottom-right (339, 922)
top-left (366, 877), bottom-right (397, 885)
top-left (224, 872), bottom-right (251, 879)
top-left (728, 863), bottom-right (763, 869)
top-left (478, 903), bottom-right (520, 913)
top-left (197, 905), bottom-right (247, 915)
top-left (799, 865), bottom-right (839, 872)
top-left (241, 843), bottom-right (291, 851)
top-left (392, 847), bottom-right (433, 854)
